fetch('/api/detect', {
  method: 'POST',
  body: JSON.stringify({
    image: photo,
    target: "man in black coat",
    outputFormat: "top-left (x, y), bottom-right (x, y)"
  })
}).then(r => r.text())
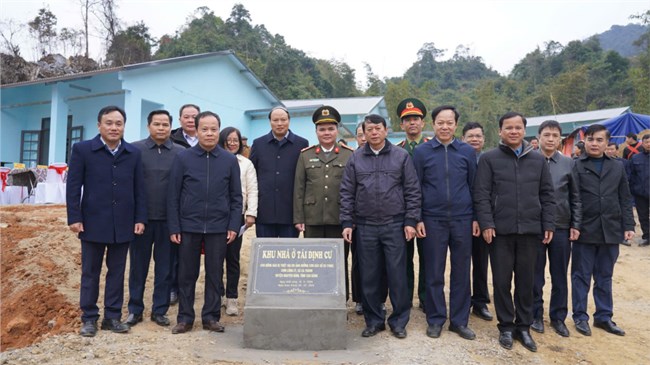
top-left (473, 112), bottom-right (556, 352)
top-left (249, 106), bottom-right (308, 238)
top-left (629, 134), bottom-right (649, 246)
top-left (571, 124), bottom-right (635, 337)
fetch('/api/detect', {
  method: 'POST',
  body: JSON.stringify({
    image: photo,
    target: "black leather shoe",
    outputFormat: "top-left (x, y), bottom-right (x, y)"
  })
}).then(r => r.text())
top-left (100, 318), bottom-right (129, 333)
top-left (594, 319), bottom-right (625, 336)
top-left (361, 323), bottom-right (385, 337)
top-left (531, 318), bottom-right (544, 333)
top-left (426, 324), bottom-right (442, 338)
top-left (575, 320), bottom-right (592, 336)
top-left (172, 322), bottom-right (192, 334)
top-left (151, 313), bottom-right (170, 326)
top-left (79, 321), bottom-right (97, 337)
top-left (449, 324), bottom-right (476, 340)
top-left (515, 330), bottom-right (537, 352)
top-left (355, 303), bottom-right (363, 315)
top-left (550, 320), bottom-right (570, 337)
top-left (639, 239), bottom-right (649, 247)
top-left (202, 320), bottom-right (225, 332)
top-left (391, 327), bottom-right (407, 339)
top-left (170, 290), bottom-right (178, 305)
top-left (125, 313), bottom-right (143, 326)
top-left (472, 306), bottom-right (493, 321)
top-left (499, 331), bottom-right (513, 350)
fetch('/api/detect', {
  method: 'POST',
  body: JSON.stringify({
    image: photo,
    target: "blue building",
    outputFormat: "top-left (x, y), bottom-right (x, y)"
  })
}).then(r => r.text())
top-left (1, 51), bottom-right (392, 165)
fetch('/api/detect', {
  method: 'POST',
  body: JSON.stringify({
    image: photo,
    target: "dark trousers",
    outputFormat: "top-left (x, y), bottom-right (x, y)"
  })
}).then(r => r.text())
top-left (304, 225), bottom-right (351, 301)
top-left (422, 218), bottom-right (472, 327)
top-left (256, 223), bottom-right (299, 238)
top-left (80, 240), bottom-right (129, 322)
top-left (351, 228), bottom-right (376, 303)
top-left (177, 232), bottom-right (227, 324)
top-left (490, 234), bottom-right (538, 332)
top-left (533, 229), bottom-right (571, 321)
top-left (220, 216), bottom-right (244, 299)
top-left (634, 195), bottom-right (649, 240)
top-left (406, 238), bottom-right (426, 306)
top-left (571, 242), bottom-right (619, 323)
top-left (356, 222), bottom-right (410, 330)
top-left (128, 220), bottom-right (172, 315)
top-left (471, 234), bottom-right (491, 309)
top-left (170, 244), bottom-right (178, 294)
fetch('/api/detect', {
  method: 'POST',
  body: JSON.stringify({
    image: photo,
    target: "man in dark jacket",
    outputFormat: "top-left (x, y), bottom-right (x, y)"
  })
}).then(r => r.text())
top-left (413, 105), bottom-right (478, 341)
top-left (126, 110), bottom-right (185, 328)
top-left (462, 122), bottom-right (494, 322)
top-left (340, 114), bottom-right (421, 340)
top-left (249, 106), bottom-right (308, 238)
top-left (622, 132), bottom-right (642, 160)
top-left (66, 105), bottom-right (147, 337)
top-left (571, 124), bottom-right (635, 337)
top-left (629, 134), bottom-right (649, 246)
top-left (168, 103), bottom-right (201, 305)
top-left (170, 104), bottom-right (200, 148)
top-left (167, 111), bottom-right (242, 334)
top-left (395, 98), bottom-right (429, 311)
top-left (474, 112), bottom-right (556, 352)
top-left (531, 120), bottom-right (582, 338)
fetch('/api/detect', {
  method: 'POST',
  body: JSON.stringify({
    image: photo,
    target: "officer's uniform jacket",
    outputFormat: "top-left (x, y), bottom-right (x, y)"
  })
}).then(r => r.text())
top-left (293, 144), bottom-right (353, 226)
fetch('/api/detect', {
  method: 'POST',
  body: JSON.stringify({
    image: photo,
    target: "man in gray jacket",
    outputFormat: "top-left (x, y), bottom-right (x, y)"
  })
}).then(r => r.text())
top-left (340, 114), bottom-right (421, 340)
top-left (127, 110), bottom-right (185, 328)
top-left (474, 112), bottom-right (556, 352)
top-left (531, 120), bottom-right (582, 338)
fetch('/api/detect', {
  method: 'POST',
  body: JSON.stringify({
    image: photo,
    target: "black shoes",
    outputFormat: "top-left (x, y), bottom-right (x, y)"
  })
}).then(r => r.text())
top-left (151, 313), bottom-right (170, 326)
top-left (125, 313), bottom-right (143, 327)
top-left (170, 290), bottom-right (178, 305)
top-left (79, 321), bottom-right (97, 337)
top-left (594, 319), bottom-right (625, 336)
top-left (575, 320), bottom-right (592, 336)
top-left (355, 302), bottom-right (363, 315)
top-left (639, 239), bottom-right (649, 247)
top-left (171, 322), bottom-right (192, 334)
top-left (499, 331), bottom-right (513, 350)
top-left (515, 330), bottom-right (537, 352)
top-left (550, 320), bottom-right (570, 337)
top-left (472, 306), bottom-right (493, 321)
top-left (202, 320), bottom-right (225, 332)
top-left (449, 324), bottom-right (476, 340)
top-left (100, 318), bottom-right (129, 333)
top-left (426, 324), bottom-right (442, 338)
top-left (391, 327), bottom-right (407, 339)
top-left (361, 323), bottom-right (386, 337)
top-left (531, 318), bottom-right (544, 333)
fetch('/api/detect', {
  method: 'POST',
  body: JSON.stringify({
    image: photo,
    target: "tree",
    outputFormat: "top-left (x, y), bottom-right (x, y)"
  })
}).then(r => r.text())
top-left (28, 7), bottom-right (57, 55)
top-left (93, 0), bottom-right (120, 48)
top-left (363, 63), bottom-right (385, 96)
top-left (77, 0), bottom-right (100, 57)
top-left (0, 19), bottom-right (25, 57)
top-left (629, 10), bottom-right (650, 113)
top-left (106, 22), bottom-right (154, 66)
top-left (59, 28), bottom-right (83, 56)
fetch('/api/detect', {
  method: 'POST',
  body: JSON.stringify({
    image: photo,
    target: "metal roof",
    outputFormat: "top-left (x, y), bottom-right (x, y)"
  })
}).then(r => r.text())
top-left (1, 51), bottom-right (281, 104)
top-left (282, 96), bottom-right (385, 115)
top-left (527, 106), bottom-right (630, 127)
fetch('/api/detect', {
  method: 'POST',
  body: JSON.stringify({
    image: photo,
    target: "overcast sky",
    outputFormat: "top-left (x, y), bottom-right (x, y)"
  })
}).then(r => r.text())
top-left (1, 0), bottom-right (648, 84)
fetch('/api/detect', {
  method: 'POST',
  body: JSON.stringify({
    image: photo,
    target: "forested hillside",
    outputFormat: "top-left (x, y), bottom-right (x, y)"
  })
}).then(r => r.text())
top-left (1, 4), bottom-right (648, 146)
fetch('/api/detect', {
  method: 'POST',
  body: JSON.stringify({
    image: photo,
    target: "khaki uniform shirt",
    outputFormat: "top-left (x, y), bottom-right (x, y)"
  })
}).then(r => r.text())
top-left (293, 144), bottom-right (354, 225)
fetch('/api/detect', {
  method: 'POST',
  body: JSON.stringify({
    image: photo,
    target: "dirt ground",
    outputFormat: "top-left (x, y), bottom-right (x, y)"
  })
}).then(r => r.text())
top-left (1, 205), bottom-right (649, 364)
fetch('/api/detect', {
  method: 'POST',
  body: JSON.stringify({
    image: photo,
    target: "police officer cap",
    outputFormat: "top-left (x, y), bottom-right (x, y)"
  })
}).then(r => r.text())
top-left (312, 106), bottom-right (341, 125)
top-left (396, 98), bottom-right (426, 120)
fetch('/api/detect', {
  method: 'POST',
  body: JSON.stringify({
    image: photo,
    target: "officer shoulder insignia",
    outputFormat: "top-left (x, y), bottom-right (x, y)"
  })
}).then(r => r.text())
top-left (340, 144), bottom-right (354, 151)
top-left (423, 137), bottom-right (431, 142)
top-left (397, 140), bottom-right (406, 147)
top-left (301, 145), bottom-right (317, 152)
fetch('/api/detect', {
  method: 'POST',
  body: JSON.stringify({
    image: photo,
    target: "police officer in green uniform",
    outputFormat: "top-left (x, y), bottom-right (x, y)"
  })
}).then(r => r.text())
top-left (396, 98), bottom-right (430, 310)
top-left (293, 106), bottom-right (355, 297)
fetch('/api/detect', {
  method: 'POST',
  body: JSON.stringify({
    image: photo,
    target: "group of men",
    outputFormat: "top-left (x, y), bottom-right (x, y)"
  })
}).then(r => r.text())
top-left (67, 99), bottom-right (643, 353)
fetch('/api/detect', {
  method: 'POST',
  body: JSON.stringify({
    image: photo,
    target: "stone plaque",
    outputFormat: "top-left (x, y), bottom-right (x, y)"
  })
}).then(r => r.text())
top-left (252, 243), bottom-right (340, 295)
top-left (244, 238), bottom-right (347, 351)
